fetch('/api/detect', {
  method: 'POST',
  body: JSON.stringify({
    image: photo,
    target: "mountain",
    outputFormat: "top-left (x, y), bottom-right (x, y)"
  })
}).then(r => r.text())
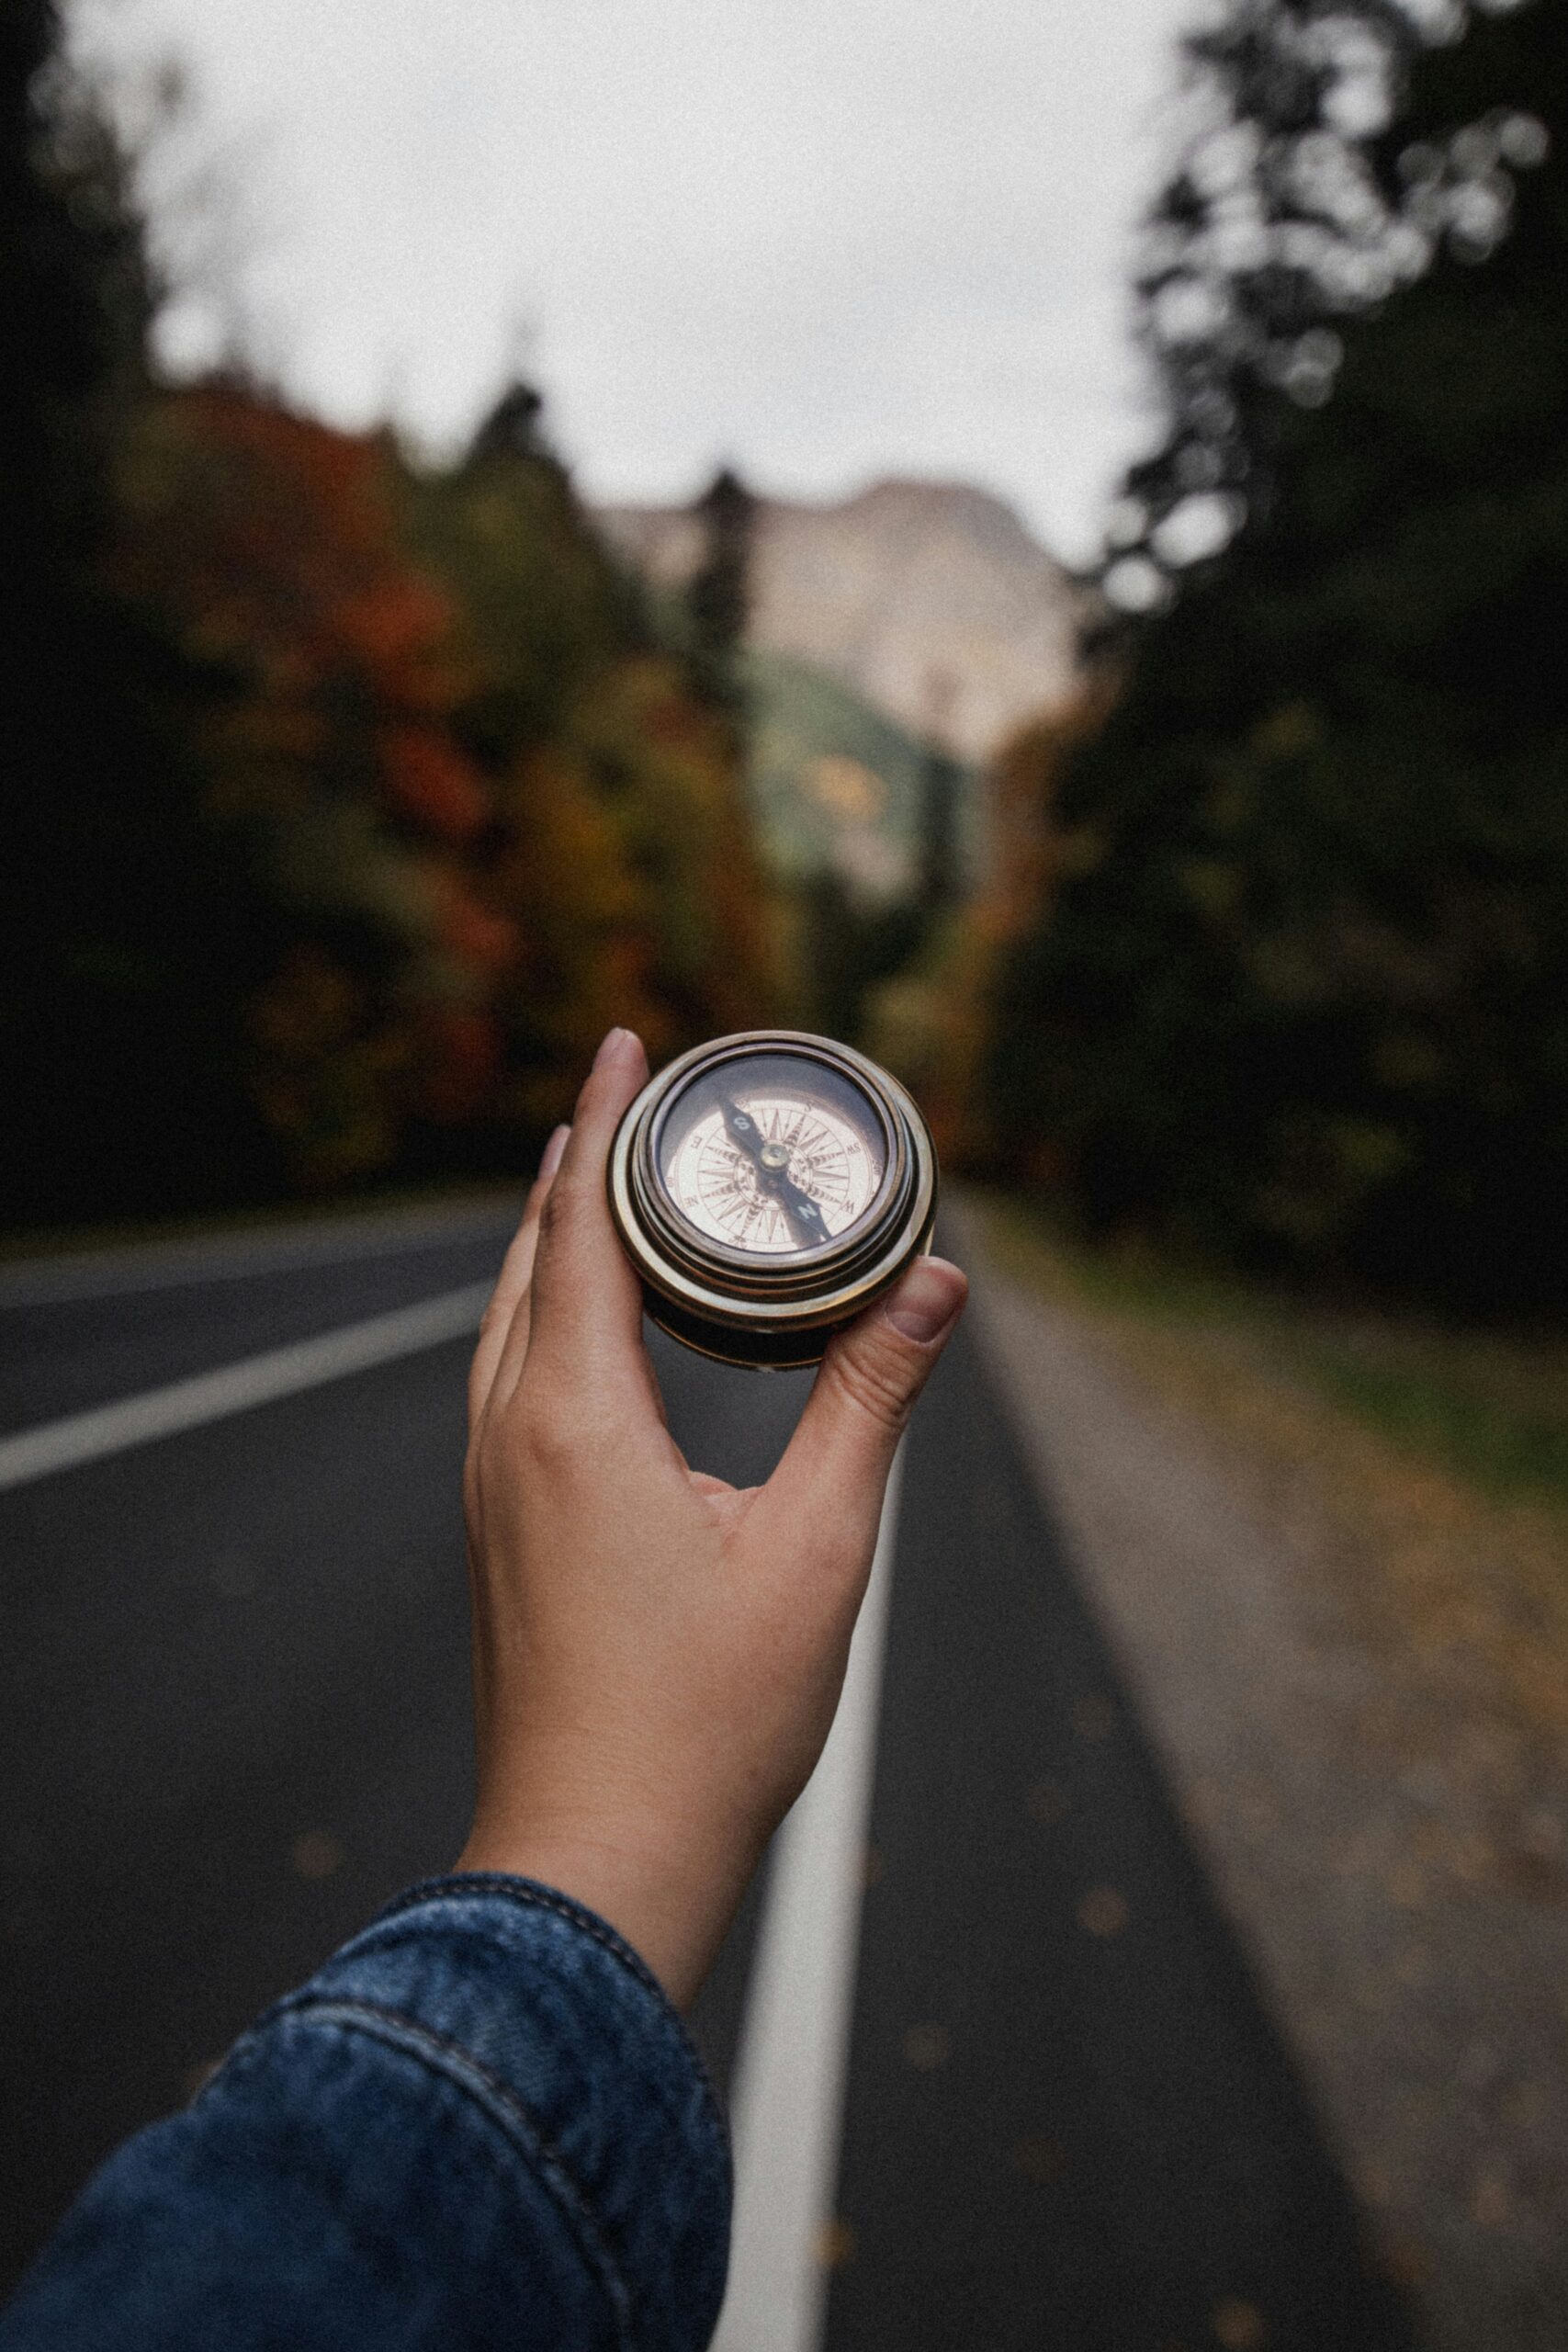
top-left (596, 477), bottom-right (1086, 765)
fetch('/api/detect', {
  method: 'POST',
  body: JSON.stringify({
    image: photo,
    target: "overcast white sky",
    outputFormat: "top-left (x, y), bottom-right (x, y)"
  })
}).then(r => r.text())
top-left (76, 0), bottom-right (1200, 563)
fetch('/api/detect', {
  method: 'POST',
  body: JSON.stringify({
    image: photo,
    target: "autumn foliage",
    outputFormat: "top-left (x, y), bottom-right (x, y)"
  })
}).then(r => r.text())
top-left (122, 384), bottom-right (773, 1194)
top-left (3, 24), bottom-right (772, 1224)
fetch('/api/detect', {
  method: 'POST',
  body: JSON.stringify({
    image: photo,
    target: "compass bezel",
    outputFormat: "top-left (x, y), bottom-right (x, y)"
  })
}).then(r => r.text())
top-left (607, 1030), bottom-right (938, 1367)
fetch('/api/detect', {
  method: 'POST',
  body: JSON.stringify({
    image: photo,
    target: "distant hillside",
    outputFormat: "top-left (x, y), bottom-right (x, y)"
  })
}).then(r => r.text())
top-left (597, 477), bottom-right (1086, 764)
top-left (744, 650), bottom-right (974, 907)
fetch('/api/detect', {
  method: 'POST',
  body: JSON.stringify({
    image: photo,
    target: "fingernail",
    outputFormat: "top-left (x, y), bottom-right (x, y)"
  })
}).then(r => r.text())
top-left (593, 1025), bottom-right (638, 1071)
top-left (883, 1257), bottom-right (966, 1343)
top-left (539, 1124), bottom-right (570, 1181)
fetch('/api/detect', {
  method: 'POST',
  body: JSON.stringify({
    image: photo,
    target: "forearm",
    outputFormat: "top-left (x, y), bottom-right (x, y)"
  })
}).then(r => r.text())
top-left (0, 1879), bottom-right (729, 2352)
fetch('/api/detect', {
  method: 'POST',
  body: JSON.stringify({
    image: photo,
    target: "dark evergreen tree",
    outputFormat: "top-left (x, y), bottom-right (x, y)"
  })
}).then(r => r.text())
top-left (1110, 0), bottom-right (1423, 594)
top-left (916, 743), bottom-right (964, 919)
top-left (990, 0), bottom-right (1568, 1313)
top-left (0, 7), bottom-right (277, 1223)
top-left (686, 466), bottom-right (755, 727)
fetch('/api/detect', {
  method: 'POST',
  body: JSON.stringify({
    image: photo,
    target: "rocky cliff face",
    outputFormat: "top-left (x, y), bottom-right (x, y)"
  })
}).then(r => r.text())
top-left (596, 477), bottom-right (1086, 764)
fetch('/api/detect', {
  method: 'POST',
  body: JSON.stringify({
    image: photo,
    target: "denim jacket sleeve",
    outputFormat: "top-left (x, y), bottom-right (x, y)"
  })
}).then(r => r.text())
top-left (0, 1874), bottom-right (731, 2352)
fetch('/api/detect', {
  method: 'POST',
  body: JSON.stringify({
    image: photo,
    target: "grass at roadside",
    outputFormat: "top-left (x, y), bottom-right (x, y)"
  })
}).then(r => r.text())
top-left (972, 1190), bottom-right (1568, 1512)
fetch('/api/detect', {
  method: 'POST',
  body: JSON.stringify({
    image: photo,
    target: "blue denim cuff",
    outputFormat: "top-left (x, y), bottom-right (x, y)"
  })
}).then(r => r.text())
top-left (275, 1872), bottom-right (732, 2349)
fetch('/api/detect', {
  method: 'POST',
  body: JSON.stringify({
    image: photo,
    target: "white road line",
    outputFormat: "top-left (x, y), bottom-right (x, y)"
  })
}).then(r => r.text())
top-left (0, 1201), bottom-right (519, 1309)
top-left (712, 1448), bottom-right (902, 2352)
top-left (0, 1283), bottom-right (492, 1494)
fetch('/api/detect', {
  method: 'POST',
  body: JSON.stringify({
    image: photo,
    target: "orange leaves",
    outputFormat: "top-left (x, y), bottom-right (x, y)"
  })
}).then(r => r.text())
top-left (110, 384), bottom-right (516, 1184)
top-left (410, 1005), bottom-right (503, 1125)
top-left (122, 386), bottom-right (474, 775)
top-left (103, 373), bottom-right (773, 1192)
top-left (379, 726), bottom-right (490, 842)
top-left (433, 869), bottom-right (518, 972)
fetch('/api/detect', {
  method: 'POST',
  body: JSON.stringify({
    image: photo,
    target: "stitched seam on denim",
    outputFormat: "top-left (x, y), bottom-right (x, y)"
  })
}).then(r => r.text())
top-left (378, 1875), bottom-right (665, 2001)
top-left (273, 1995), bottom-right (636, 2347)
top-left (372, 1874), bottom-right (728, 2160)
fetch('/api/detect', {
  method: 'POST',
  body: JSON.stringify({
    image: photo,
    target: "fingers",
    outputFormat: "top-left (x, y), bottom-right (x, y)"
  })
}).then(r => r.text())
top-left (468, 1123), bottom-right (570, 1434)
top-left (492, 1026), bottom-right (653, 1412)
top-left (758, 1255), bottom-right (967, 1580)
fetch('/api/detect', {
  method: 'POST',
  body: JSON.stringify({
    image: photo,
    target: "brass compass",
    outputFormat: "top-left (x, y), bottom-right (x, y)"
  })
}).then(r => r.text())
top-left (608, 1031), bottom-right (938, 1367)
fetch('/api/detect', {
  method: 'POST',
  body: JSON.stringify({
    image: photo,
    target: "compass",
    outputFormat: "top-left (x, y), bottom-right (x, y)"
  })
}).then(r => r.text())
top-left (608, 1031), bottom-right (938, 1367)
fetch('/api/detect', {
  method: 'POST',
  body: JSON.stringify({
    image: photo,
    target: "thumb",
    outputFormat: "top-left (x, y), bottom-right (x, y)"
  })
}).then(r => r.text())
top-left (761, 1255), bottom-right (967, 1560)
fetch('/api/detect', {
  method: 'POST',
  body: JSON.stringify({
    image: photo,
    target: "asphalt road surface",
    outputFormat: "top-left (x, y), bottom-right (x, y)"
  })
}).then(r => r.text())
top-left (0, 1202), bottom-right (1419, 2348)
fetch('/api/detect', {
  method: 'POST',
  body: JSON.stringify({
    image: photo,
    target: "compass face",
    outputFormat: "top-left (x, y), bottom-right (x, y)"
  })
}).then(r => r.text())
top-left (654, 1049), bottom-right (890, 1258)
top-left (610, 1029), bottom-right (937, 1368)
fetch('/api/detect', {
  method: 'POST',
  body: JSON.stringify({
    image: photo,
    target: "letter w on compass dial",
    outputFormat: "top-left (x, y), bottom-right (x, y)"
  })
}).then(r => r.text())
top-left (673, 1093), bottom-right (872, 1254)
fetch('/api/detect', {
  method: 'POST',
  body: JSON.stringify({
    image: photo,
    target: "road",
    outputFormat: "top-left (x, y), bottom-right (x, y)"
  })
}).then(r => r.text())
top-left (0, 1202), bottom-right (1419, 2348)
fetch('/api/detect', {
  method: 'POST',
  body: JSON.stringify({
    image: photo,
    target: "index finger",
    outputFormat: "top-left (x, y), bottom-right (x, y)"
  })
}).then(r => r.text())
top-left (491, 1026), bottom-right (652, 1412)
top-left (467, 1123), bottom-right (570, 1435)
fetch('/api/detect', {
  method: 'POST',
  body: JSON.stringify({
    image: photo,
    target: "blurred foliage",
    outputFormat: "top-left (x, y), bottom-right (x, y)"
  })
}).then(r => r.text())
top-left (744, 650), bottom-right (964, 894)
top-left (987, 0), bottom-right (1568, 1317)
top-left (873, 690), bottom-right (1110, 1166)
top-left (0, 11), bottom-right (770, 1224)
top-left (724, 644), bottom-right (971, 1048)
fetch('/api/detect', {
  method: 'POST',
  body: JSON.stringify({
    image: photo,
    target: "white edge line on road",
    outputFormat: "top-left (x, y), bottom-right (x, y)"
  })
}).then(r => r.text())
top-left (711, 1446), bottom-right (903, 2352)
top-left (0, 1283), bottom-right (492, 1494)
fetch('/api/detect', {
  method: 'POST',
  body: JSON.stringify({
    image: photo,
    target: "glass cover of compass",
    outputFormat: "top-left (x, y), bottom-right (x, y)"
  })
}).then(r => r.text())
top-left (659, 1048), bottom-right (888, 1257)
top-left (608, 1031), bottom-right (937, 1366)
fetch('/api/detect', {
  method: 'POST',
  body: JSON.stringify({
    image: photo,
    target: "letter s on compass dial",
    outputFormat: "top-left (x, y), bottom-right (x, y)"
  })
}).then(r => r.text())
top-left (608, 1031), bottom-right (938, 1368)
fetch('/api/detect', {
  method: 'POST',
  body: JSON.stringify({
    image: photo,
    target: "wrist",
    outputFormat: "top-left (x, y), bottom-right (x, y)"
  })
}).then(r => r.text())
top-left (457, 1790), bottom-right (761, 2010)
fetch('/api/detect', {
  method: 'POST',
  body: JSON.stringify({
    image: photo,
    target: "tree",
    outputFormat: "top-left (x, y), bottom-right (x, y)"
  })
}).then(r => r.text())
top-left (1106, 0), bottom-right (1424, 603)
top-left (686, 465), bottom-right (756, 726)
top-left (990, 0), bottom-right (1568, 1313)
top-left (0, 9), bottom-right (286, 1222)
top-left (1, 30), bottom-right (776, 1229)
top-left (412, 394), bottom-right (771, 1133)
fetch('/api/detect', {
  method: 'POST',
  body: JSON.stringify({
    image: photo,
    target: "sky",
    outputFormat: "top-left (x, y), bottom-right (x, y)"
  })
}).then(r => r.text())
top-left (76, 0), bottom-right (1202, 564)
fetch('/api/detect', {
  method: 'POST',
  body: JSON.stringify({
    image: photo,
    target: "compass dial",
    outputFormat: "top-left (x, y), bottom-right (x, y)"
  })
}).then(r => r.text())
top-left (669, 1093), bottom-right (877, 1254)
top-left (654, 1048), bottom-right (891, 1260)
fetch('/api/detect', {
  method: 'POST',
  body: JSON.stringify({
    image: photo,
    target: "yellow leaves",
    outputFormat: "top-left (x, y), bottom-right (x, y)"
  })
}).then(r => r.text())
top-left (290, 1830), bottom-right (344, 1882)
top-left (1248, 699), bottom-right (1324, 763)
top-left (807, 754), bottom-right (888, 824)
top-left (813, 2219), bottom-right (858, 2270)
top-left (1178, 855), bottom-right (1245, 922)
top-left (1027, 1778), bottom-right (1071, 1825)
top-left (1013, 2135), bottom-right (1068, 2184)
top-left (1072, 1693), bottom-right (1118, 1741)
top-left (1211, 2297), bottom-right (1268, 2350)
top-left (1076, 1885), bottom-right (1131, 1938)
top-left (901, 2022), bottom-right (952, 2070)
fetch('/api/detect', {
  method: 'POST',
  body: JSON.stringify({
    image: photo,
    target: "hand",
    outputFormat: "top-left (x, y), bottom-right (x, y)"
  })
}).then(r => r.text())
top-left (456, 1027), bottom-right (967, 2007)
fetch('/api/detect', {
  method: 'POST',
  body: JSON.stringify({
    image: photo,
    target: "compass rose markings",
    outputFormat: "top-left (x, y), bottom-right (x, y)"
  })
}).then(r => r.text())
top-left (672, 1094), bottom-right (874, 1254)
